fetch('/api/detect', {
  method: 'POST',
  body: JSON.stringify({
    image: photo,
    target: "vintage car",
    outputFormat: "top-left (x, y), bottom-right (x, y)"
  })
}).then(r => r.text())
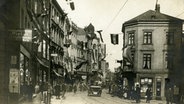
top-left (88, 85), bottom-right (102, 96)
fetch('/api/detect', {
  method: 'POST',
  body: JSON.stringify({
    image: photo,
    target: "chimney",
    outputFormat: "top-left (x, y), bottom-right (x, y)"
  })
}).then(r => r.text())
top-left (155, 4), bottom-right (160, 12)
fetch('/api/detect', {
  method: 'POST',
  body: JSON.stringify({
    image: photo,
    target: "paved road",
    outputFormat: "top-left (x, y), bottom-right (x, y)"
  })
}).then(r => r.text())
top-left (20, 89), bottom-right (167, 104)
top-left (50, 90), bottom-right (166, 104)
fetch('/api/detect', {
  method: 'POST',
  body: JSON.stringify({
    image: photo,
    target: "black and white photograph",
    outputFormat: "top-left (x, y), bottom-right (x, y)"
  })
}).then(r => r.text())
top-left (0, 0), bottom-right (184, 104)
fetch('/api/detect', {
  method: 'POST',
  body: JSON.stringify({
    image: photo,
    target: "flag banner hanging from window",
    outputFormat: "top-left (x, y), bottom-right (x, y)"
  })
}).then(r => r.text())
top-left (123, 45), bottom-right (133, 64)
top-left (110, 34), bottom-right (119, 45)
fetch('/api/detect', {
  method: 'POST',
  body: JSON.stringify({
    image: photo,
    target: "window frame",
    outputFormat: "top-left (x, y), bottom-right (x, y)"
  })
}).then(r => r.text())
top-left (128, 32), bottom-right (135, 45)
top-left (166, 32), bottom-right (174, 45)
top-left (143, 54), bottom-right (151, 69)
top-left (143, 31), bottom-right (152, 44)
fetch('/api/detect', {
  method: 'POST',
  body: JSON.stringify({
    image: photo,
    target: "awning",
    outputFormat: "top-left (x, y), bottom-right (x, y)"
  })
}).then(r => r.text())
top-left (36, 57), bottom-right (49, 68)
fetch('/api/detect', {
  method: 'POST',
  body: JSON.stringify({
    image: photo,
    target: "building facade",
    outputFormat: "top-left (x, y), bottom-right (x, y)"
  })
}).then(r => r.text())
top-left (122, 4), bottom-right (183, 100)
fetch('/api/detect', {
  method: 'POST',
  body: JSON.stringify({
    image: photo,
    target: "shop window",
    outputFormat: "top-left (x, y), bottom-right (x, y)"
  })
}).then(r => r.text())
top-left (140, 78), bottom-right (153, 97)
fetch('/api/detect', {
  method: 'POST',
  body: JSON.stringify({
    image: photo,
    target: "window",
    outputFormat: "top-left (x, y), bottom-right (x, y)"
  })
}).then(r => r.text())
top-left (166, 32), bottom-right (174, 45)
top-left (165, 53), bottom-right (173, 69)
top-left (128, 32), bottom-right (134, 45)
top-left (43, 40), bottom-right (46, 58)
top-left (143, 54), bottom-right (151, 69)
top-left (143, 32), bottom-right (152, 44)
top-left (131, 53), bottom-right (134, 62)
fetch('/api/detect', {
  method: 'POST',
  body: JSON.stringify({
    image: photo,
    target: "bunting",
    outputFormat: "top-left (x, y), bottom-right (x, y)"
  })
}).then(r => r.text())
top-left (123, 46), bottom-right (133, 64)
top-left (75, 61), bottom-right (88, 70)
top-left (110, 34), bottom-right (119, 45)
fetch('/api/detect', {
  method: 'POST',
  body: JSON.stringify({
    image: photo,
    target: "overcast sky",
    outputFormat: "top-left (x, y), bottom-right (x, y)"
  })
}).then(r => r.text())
top-left (58, 0), bottom-right (184, 72)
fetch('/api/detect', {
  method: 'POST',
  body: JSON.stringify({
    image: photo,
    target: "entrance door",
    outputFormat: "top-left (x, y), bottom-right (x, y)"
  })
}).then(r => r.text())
top-left (156, 78), bottom-right (161, 99)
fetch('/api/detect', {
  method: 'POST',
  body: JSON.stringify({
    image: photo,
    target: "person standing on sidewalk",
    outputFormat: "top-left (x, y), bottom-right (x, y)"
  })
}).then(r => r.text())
top-left (27, 82), bottom-right (34, 102)
top-left (54, 83), bottom-right (61, 99)
top-left (165, 78), bottom-right (174, 104)
top-left (61, 83), bottom-right (67, 99)
top-left (35, 82), bottom-right (40, 94)
top-left (135, 84), bottom-right (141, 103)
top-left (73, 82), bottom-right (77, 94)
top-left (146, 87), bottom-right (152, 103)
top-left (41, 82), bottom-right (48, 103)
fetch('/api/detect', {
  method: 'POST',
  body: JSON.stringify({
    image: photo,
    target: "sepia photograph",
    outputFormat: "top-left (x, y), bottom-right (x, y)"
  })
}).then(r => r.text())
top-left (0, 0), bottom-right (184, 104)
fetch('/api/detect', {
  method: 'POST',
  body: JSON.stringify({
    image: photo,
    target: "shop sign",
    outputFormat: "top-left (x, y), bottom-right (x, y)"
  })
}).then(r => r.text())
top-left (51, 53), bottom-right (58, 57)
top-left (9, 68), bottom-right (19, 93)
top-left (8, 29), bottom-right (32, 42)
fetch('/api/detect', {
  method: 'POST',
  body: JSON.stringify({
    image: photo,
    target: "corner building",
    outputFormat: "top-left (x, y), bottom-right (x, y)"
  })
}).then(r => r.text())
top-left (122, 5), bottom-right (184, 100)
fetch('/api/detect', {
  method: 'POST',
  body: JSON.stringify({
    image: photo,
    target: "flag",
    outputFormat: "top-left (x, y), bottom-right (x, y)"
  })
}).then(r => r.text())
top-left (97, 30), bottom-right (103, 42)
top-left (110, 34), bottom-right (119, 45)
top-left (123, 46), bottom-right (133, 64)
top-left (70, 2), bottom-right (75, 10)
top-left (75, 61), bottom-right (88, 70)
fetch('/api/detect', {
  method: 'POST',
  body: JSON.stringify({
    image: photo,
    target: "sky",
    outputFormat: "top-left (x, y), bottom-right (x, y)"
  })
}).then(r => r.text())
top-left (57, 0), bottom-right (184, 72)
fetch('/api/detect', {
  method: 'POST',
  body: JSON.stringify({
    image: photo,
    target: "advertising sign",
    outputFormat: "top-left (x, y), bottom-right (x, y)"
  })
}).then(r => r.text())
top-left (9, 68), bottom-right (19, 93)
top-left (8, 29), bottom-right (32, 42)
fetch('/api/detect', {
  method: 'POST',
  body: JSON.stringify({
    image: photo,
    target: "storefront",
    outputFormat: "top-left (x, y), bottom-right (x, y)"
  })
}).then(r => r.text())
top-left (137, 74), bottom-right (167, 100)
top-left (140, 77), bottom-right (153, 98)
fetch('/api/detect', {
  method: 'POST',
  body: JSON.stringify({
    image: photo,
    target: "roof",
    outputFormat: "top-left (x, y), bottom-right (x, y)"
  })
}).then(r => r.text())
top-left (77, 27), bottom-right (86, 36)
top-left (125, 10), bottom-right (184, 24)
top-left (122, 10), bottom-right (184, 32)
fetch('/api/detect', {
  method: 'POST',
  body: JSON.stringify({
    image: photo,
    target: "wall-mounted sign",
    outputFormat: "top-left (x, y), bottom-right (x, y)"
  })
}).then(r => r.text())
top-left (9, 68), bottom-right (19, 93)
top-left (10, 56), bottom-right (17, 65)
top-left (8, 29), bottom-right (32, 42)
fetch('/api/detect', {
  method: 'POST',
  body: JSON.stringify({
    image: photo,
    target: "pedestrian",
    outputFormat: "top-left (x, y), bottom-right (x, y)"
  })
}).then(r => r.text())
top-left (146, 87), bottom-right (152, 103)
top-left (173, 85), bottom-right (179, 104)
top-left (61, 83), bottom-right (67, 99)
top-left (54, 83), bottom-right (61, 99)
top-left (135, 84), bottom-right (141, 103)
top-left (27, 82), bottom-right (34, 101)
top-left (73, 83), bottom-right (77, 94)
top-left (35, 82), bottom-right (40, 94)
top-left (41, 82), bottom-right (48, 103)
top-left (108, 82), bottom-right (112, 94)
top-left (165, 79), bottom-right (174, 104)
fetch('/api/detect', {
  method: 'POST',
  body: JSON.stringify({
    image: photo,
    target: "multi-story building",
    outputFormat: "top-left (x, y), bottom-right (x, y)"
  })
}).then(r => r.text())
top-left (122, 4), bottom-right (184, 100)
top-left (0, 0), bottom-right (50, 103)
top-left (50, 0), bottom-right (68, 85)
top-left (0, 0), bottom-right (72, 103)
top-left (75, 27), bottom-right (88, 81)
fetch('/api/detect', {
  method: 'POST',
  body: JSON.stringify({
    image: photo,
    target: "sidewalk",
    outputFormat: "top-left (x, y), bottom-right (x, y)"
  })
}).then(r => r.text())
top-left (19, 93), bottom-right (42, 104)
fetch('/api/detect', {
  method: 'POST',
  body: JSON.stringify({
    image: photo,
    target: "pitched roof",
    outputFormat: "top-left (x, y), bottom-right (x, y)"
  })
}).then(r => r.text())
top-left (77, 27), bottom-right (86, 36)
top-left (124, 10), bottom-right (184, 25)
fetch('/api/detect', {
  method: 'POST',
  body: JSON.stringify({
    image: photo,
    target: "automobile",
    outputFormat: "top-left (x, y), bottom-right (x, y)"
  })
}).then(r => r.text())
top-left (88, 85), bottom-right (102, 97)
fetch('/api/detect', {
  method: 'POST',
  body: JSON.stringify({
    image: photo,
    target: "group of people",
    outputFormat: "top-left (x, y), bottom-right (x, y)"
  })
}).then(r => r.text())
top-left (20, 82), bottom-right (35, 102)
top-left (54, 82), bottom-right (81, 99)
top-left (54, 83), bottom-right (67, 99)
top-left (109, 83), bottom-right (152, 103)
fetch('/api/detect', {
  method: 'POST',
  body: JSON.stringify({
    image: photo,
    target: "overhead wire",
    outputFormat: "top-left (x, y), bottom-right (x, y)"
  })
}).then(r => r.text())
top-left (104, 0), bottom-right (129, 32)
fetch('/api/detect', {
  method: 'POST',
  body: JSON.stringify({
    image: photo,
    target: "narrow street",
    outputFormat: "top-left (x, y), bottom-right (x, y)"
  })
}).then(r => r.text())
top-left (49, 89), bottom-right (166, 104)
